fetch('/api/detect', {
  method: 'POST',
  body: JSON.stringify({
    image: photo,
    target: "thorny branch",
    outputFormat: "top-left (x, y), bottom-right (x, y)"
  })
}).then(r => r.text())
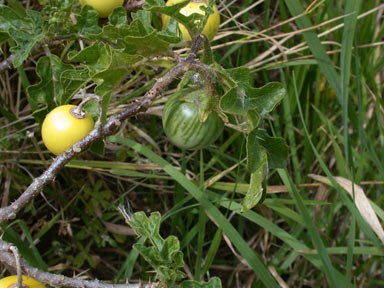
top-left (0, 239), bottom-right (154, 288)
top-left (0, 35), bottom-right (215, 287)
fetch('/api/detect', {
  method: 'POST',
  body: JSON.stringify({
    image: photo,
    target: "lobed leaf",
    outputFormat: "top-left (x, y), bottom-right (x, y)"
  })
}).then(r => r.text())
top-left (128, 211), bottom-right (186, 285)
top-left (75, 5), bottom-right (102, 36)
top-left (26, 55), bottom-right (74, 122)
top-left (219, 67), bottom-right (286, 115)
top-left (0, 7), bottom-right (46, 67)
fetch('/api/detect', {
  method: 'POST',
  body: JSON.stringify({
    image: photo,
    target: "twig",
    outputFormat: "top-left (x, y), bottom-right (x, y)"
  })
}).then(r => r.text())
top-left (187, 35), bottom-right (204, 61)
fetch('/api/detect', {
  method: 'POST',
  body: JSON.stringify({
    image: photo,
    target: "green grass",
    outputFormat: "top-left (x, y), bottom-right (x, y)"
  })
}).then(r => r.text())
top-left (1, 0), bottom-right (384, 287)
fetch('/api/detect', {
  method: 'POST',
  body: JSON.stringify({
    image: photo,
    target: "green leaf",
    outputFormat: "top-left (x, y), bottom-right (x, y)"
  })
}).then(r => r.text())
top-left (4, 0), bottom-right (26, 17)
top-left (219, 67), bottom-right (286, 115)
top-left (123, 10), bottom-right (173, 56)
top-left (258, 131), bottom-right (289, 169)
top-left (131, 9), bottom-right (153, 33)
top-left (68, 43), bottom-right (111, 75)
top-left (26, 55), bottom-right (74, 114)
top-left (9, 28), bottom-right (45, 67)
top-left (0, 5), bottom-right (34, 33)
top-left (242, 151), bottom-right (267, 212)
top-left (68, 42), bottom-right (141, 119)
top-left (128, 211), bottom-right (186, 285)
top-left (42, 0), bottom-right (76, 35)
top-left (129, 211), bottom-right (163, 247)
top-left (247, 129), bottom-right (265, 173)
top-left (93, 49), bottom-right (142, 93)
top-left (222, 66), bottom-right (251, 85)
top-left (96, 9), bottom-right (178, 55)
top-left (160, 236), bottom-right (184, 267)
top-left (26, 9), bottom-right (44, 34)
top-left (109, 6), bottom-right (129, 27)
top-left (9, 10), bottom-right (45, 67)
top-left (181, 277), bottom-right (222, 288)
top-left (100, 8), bottom-right (180, 54)
top-left (68, 42), bottom-right (141, 84)
top-left (0, 6), bottom-right (45, 67)
top-left (245, 110), bottom-right (261, 132)
top-left (60, 69), bottom-right (90, 103)
top-left (75, 5), bottom-right (102, 36)
top-left (0, 32), bottom-right (9, 43)
top-left (124, 30), bottom-right (171, 56)
top-left (101, 24), bottom-right (131, 42)
top-left (93, 49), bottom-right (142, 119)
top-left (158, 17), bottom-right (183, 43)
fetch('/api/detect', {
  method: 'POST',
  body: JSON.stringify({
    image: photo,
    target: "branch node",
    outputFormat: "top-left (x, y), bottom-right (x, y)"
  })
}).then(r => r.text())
top-left (114, 119), bottom-right (121, 126)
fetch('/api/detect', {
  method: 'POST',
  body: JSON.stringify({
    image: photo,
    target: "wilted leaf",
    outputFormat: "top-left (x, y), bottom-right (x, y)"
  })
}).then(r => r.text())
top-left (309, 174), bottom-right (384, 245)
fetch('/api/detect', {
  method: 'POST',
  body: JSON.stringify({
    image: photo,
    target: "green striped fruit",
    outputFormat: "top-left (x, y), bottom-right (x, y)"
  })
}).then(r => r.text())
top-left (162, 90), bottom-right (224, 150)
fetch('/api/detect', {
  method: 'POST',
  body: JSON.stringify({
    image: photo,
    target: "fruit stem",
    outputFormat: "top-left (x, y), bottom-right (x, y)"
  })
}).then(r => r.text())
top-left (9, 245), bottom-right (22, 288)
top-left (70, 95), bottom-right (101, 119)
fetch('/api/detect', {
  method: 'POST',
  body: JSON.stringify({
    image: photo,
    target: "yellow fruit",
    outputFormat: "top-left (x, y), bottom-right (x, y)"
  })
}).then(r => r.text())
top-left (0, 276), bottom-right (46, 288)
top-left (79, 0), bottom-right (124, 18)
top-left (42, 105), bottom-right (94, 155)
top-left (162, 0), bottom-right (220, 41)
